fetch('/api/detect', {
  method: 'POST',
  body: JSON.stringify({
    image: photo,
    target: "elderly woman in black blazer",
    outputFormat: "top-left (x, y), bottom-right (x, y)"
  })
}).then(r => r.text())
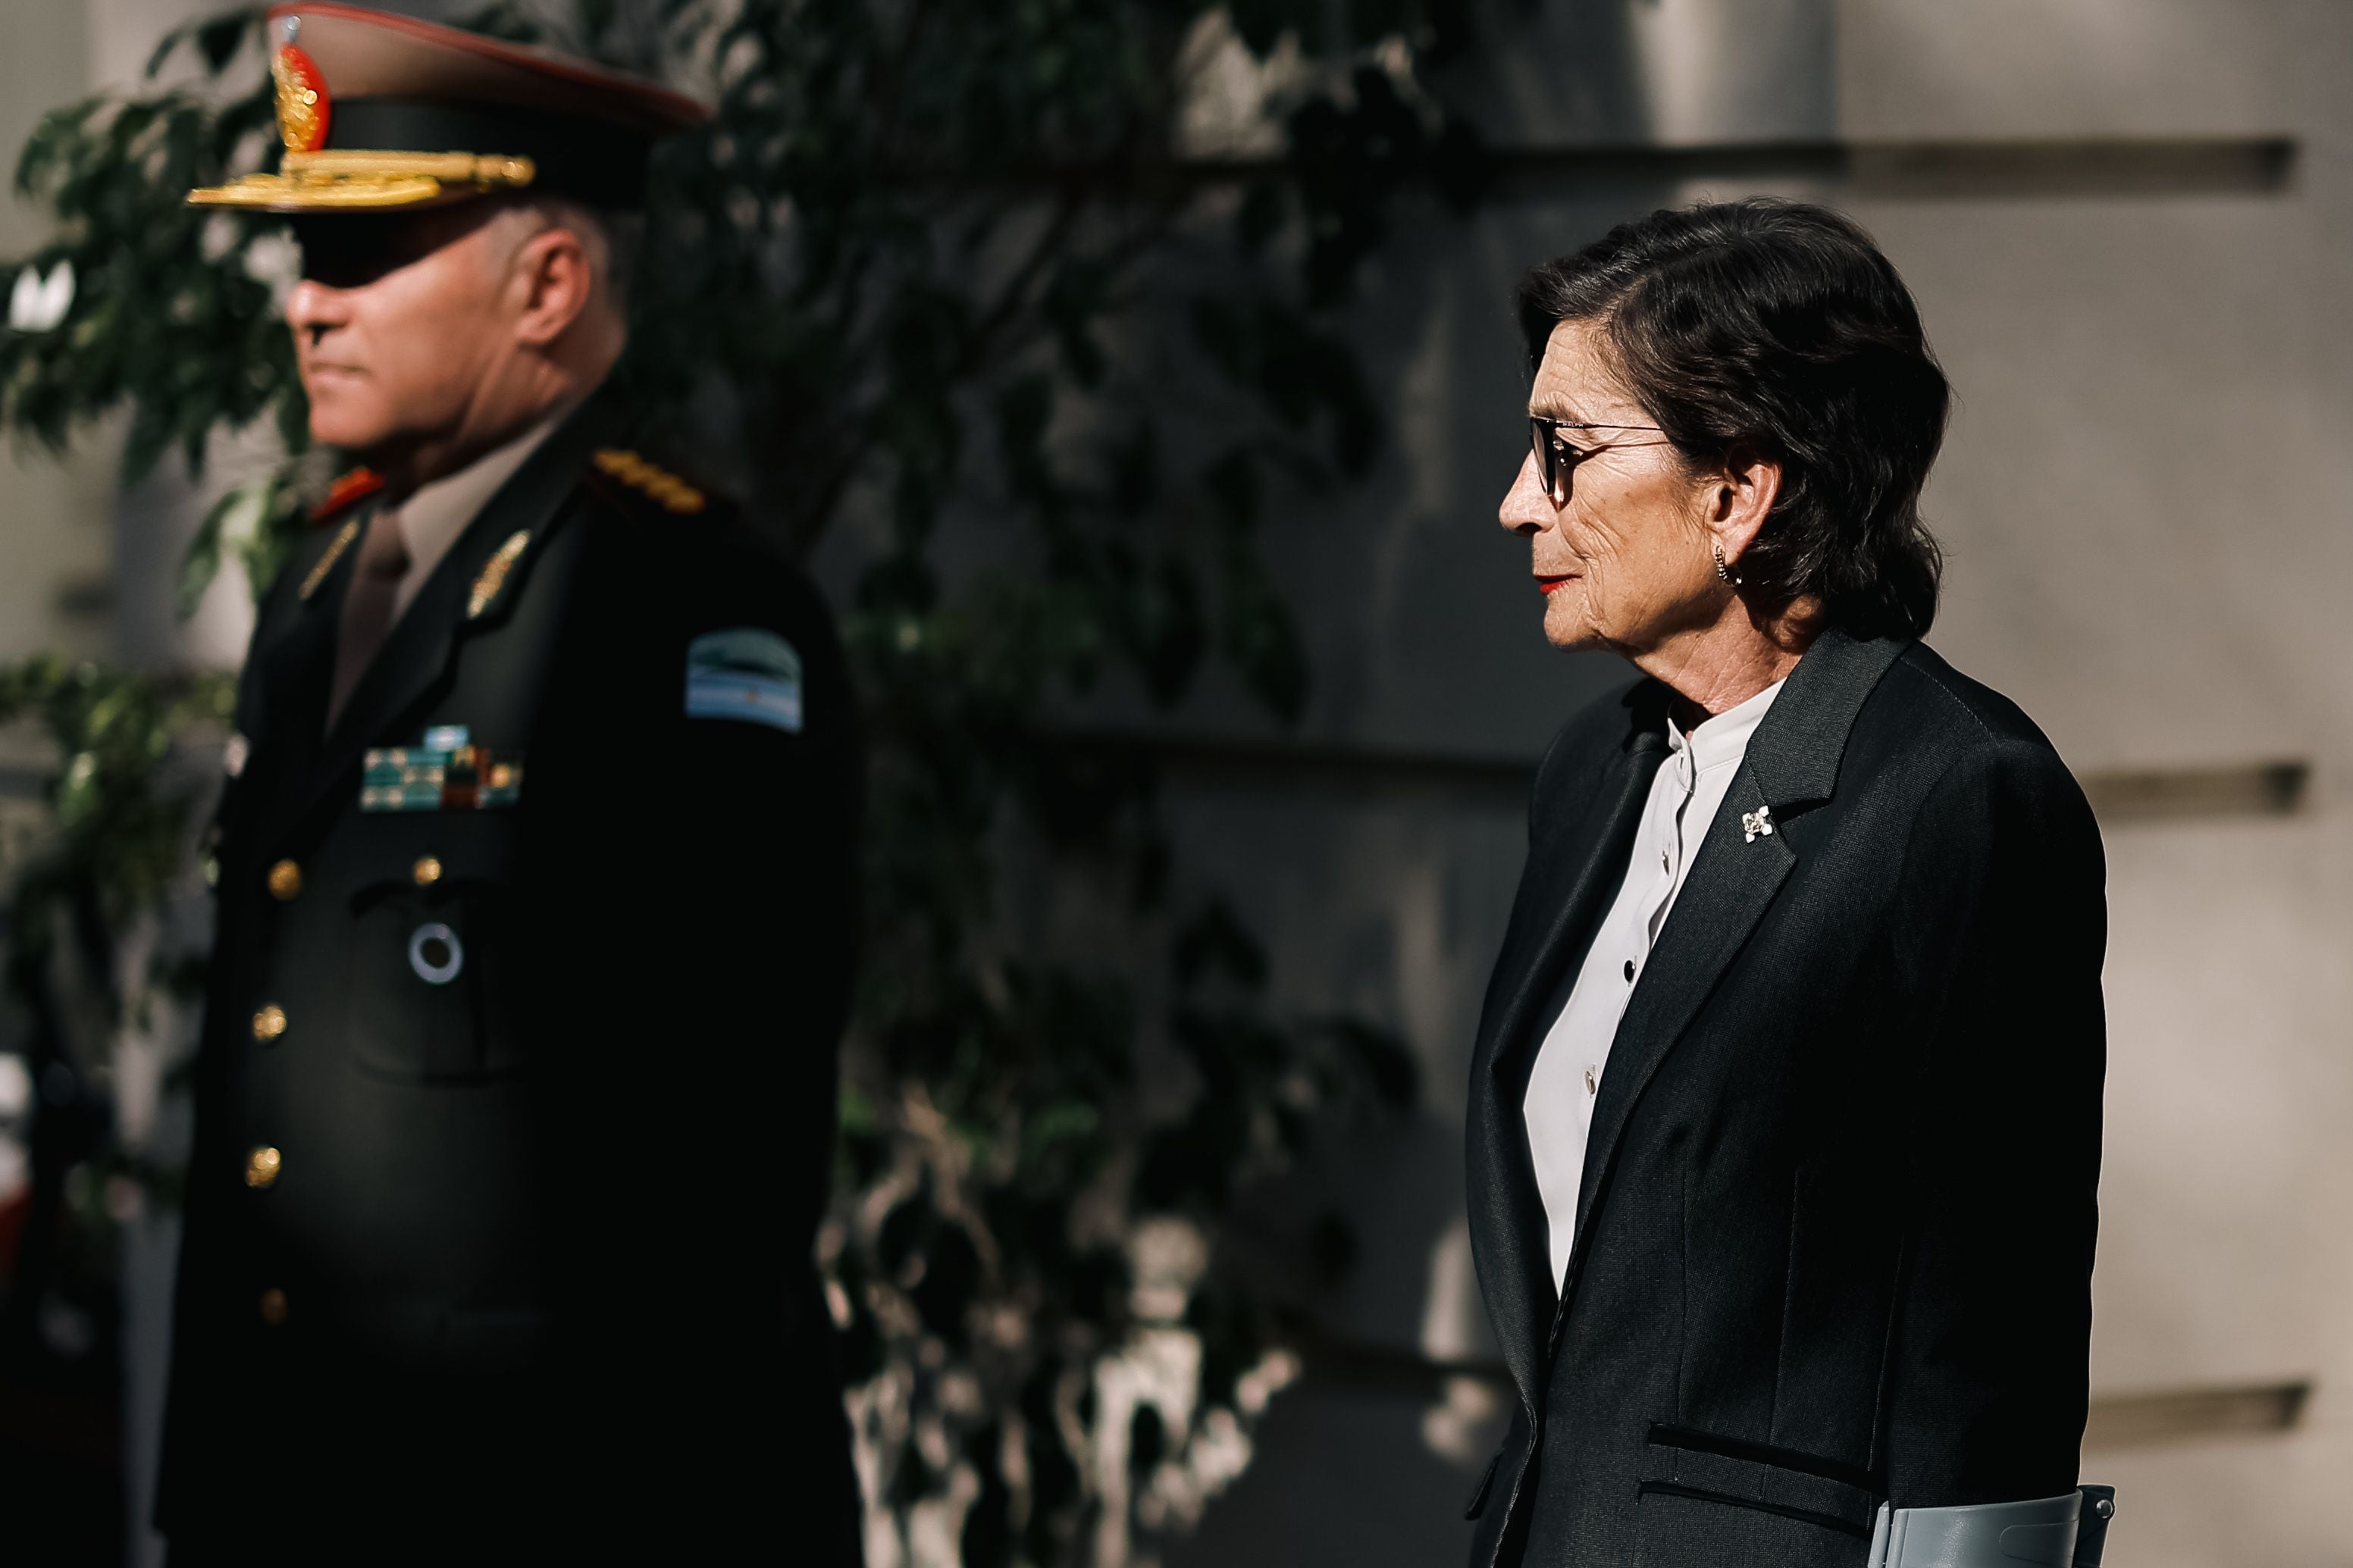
top-left (1463, 199), bottom-right (2107, 1568)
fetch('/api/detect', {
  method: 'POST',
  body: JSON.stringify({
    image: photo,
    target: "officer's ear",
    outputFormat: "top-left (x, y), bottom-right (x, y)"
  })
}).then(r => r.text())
top-left (507, 222), bottom-right (597, 349)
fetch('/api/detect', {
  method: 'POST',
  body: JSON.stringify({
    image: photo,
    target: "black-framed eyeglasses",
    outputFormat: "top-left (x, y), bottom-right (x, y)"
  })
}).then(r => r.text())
top-left (1528, 416), bottom-right (1671, 505)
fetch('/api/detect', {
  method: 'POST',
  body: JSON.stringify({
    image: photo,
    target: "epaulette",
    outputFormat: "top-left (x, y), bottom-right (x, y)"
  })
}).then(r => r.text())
top-left (310, 466), bottom-right (385, 524)
top-left (590, 448), bottom-right (708, 515)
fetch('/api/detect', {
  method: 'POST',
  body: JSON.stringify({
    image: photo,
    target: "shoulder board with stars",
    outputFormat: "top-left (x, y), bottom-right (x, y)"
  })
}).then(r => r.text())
top-left (590, 448), bottom-right (709, 515)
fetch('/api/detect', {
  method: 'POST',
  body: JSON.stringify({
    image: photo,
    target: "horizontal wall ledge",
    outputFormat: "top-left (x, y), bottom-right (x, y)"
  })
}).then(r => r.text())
top-left (1482, 135), bottom-right (2300, 200)
top-left (1080, 731), bottom-right (1535, 805)
top-left (1071, 730), bottom-right (2314, 826)
top-left (2081, 1379), bottom-right (2314, 1451)
top-left (2079, 759), bottom-right (2308, 824)
top-left (1177, 135), bottom-right (2298, 201)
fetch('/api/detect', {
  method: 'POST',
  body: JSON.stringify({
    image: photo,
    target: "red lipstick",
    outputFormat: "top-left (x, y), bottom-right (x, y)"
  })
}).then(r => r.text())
top-left (1536, 574), bottom-right (1576, 595)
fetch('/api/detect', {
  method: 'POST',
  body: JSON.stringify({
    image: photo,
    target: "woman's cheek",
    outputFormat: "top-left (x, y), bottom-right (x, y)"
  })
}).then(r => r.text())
top-left (1571, 564), bottom-right (1612, 639)
top-left (1543, 579), bottom-right (1596, 646)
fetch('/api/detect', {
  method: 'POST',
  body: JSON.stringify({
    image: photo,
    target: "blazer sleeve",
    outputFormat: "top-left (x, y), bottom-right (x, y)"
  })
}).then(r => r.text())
top-left (1880, 738), bottom-right (2107, 1507)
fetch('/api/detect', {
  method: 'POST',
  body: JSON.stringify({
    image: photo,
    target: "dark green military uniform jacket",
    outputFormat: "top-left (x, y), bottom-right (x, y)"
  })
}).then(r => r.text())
top-left (157, 399), bottom-right (863, 1563)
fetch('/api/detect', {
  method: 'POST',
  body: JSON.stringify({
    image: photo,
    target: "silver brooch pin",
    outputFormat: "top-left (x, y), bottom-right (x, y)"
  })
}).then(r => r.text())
top-left (1741, 805), bottom-right (1774, 843)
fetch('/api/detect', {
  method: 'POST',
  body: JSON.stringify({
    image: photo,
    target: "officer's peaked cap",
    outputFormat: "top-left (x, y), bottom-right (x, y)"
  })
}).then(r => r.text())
top-left (188, 3), bottom-right (712, 214)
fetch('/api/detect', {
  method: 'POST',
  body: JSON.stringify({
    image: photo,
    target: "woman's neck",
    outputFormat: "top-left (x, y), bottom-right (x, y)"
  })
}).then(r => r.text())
top-left (1634, 603), bottom-right (1819, 732)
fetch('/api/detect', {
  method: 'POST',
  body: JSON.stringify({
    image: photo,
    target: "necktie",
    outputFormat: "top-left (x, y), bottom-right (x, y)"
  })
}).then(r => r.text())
top-left (327, 506), bottom-right (410, 731)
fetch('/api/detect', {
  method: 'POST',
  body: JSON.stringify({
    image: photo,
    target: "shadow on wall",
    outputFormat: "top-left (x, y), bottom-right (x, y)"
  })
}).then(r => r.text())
top-left (1164, 1116), bottom-right (1499, 1568)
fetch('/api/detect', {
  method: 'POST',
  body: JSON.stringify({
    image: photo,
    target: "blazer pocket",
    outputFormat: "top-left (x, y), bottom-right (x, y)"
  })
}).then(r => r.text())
top-left (1646, 1422), bottom-right (1879, 1494)
top-left (1637, 1423), bottom-right (1880, 1557)
top-left (1636, 1479), bottom-right (1872, 1568)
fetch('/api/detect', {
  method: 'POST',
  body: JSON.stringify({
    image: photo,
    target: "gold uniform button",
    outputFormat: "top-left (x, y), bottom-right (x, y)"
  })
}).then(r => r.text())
top-left (252, 1005), bottom-right (287, 1044)
top-left (266, 859), bottom-right (303, 900)
top-left (412, 855), bottom-right (443, 887)
top-left (245, 1146), bottom-right (283, 1189)
top-left (258, 1288), bottom-right (288, 1326)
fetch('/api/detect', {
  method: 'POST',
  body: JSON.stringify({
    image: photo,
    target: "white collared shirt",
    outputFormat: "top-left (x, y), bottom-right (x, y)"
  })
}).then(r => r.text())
top-left (382, 408), bottom-right (570, 622)
top-left (1523, 677), bottom-right (1785, 1291)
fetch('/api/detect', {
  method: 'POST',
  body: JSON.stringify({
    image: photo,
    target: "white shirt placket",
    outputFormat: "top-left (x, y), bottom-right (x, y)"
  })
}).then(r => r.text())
top-left (1521, 679), bottom-right (1786, 1292)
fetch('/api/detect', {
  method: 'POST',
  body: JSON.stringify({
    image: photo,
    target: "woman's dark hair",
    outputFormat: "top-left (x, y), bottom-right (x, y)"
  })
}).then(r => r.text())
top-left (1518, 199), bottom-right (1949, 639)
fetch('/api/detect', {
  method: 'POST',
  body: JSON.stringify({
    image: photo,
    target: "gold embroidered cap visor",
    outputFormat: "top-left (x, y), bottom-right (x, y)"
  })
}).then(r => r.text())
top-left (187, 2), bottom-right (710, 214)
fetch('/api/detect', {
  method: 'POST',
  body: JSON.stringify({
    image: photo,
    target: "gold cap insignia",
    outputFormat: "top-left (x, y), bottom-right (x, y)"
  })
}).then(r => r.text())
top-left (273, 44), bottom-right (331, 155)
top-left (187, 149), bottom-right (536, 213)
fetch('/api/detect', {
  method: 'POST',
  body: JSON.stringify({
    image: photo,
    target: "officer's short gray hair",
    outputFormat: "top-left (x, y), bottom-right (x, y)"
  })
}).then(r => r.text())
top-left (490, 196), bottom-right (643, 316)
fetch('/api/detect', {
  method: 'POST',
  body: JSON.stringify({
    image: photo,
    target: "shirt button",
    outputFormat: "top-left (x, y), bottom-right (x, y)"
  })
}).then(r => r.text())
top-left (412, 855), bottom-right (443, 887)
top-left (1623, 959), bottom-right (1635, 982)
top-left (245, 1146), bottom-right (282, 1189)
top-left (1585, 1065), bottom-right (1599, 1096)
top-left (265, 859), bottom-right (302, 900)
top-left (252, 1006), bottom-right (287, 1044)
top-left (258, 1288), bottom-right (289, 1326)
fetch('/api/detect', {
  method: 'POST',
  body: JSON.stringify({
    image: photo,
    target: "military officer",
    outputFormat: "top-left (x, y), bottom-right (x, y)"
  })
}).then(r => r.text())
top-left (161, 8), bottom-right (863, 1562)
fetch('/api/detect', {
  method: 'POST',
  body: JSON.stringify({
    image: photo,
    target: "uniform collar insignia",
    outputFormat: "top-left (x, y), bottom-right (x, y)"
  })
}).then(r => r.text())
top-left (298, 518), bottom-right (362, 602)
top-left (466, 529), bottom-right (534, 619)
top-left (310, 465), bottom-right (384, 523)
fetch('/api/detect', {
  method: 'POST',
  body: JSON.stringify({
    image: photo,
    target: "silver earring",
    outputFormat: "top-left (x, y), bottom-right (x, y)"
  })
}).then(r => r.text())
top-left (1713, 544), bottom-right (1742, 587)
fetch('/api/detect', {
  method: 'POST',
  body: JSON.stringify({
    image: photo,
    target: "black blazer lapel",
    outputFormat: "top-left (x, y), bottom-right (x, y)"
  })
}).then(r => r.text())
top-left (1468, 694), bottom-right (1665, 1416)
top-left (1555, 629), bottom-right (1910, 1316)
top-left (265, 407), bottom-right (606, 852)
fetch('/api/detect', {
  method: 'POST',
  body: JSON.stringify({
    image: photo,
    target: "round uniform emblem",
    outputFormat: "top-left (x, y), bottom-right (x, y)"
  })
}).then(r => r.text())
top-left (408, 922), bottom-right (464, 985)
top-left (272, 44), bottom-right (331, 154)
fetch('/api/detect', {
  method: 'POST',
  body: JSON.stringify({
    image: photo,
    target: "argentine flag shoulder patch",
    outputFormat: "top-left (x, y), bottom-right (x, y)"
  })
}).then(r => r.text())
top-left (686, 628), bottom-right (804, 734)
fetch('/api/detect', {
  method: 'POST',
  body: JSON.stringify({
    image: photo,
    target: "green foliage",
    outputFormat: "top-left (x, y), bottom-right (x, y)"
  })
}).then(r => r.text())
top-left (175, 470), bottom-right (309, 617)
top-left (0, 659), bottom-right (232, 1009)
top-left (3, 8), bottom-right (301, 484)
top-left (1, 4), bottom-right (1476, 1560)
